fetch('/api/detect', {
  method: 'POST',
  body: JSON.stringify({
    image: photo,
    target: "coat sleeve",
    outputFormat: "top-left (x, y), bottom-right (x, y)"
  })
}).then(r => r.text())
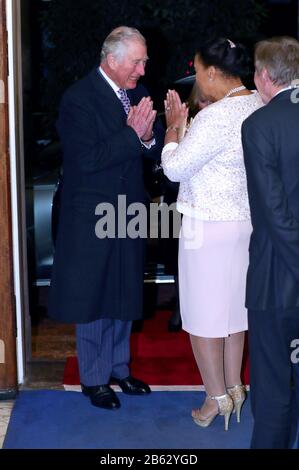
top-left (142, 116), bottom-right (165, 162)
top-left (57, 92), bottom-right (142, 173)
top-left (242, 118), bottom-right (299, 284)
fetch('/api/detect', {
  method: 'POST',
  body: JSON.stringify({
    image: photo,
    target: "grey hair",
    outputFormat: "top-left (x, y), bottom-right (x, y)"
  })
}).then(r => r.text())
top-left (255, 36), bottom-right (299, 87)
top-left (100, 26), bottom-right (146, 62)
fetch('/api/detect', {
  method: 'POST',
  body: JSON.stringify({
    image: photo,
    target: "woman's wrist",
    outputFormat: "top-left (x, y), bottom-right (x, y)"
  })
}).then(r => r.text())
top-left (166, 125), bottom-right (180, 133)
top-left (164, 126), bottom-right (179, 145)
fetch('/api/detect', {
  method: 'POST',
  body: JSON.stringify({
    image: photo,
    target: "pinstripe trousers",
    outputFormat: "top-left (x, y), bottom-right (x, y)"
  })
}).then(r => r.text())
top-left (76, 318), bottom-right (132, 386)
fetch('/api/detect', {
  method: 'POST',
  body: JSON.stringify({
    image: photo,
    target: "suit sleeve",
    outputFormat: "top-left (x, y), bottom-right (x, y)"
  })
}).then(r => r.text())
top-left (144, 116), bottom-right (165, 161)
top-left (57, 93), bottom-right (142, 173)
top-left (242, 119), bottom-right (299, 283)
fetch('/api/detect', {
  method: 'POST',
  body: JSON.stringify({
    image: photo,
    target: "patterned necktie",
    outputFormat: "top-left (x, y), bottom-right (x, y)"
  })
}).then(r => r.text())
top-left (118, 88), bottom-right (131, 115)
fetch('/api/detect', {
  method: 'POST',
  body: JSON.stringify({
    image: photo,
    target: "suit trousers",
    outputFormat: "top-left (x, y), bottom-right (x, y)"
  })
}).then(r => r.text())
top-left (76, 318), bottom-right (132, 385)
top-left (248, 307), bottom-right (299, 449)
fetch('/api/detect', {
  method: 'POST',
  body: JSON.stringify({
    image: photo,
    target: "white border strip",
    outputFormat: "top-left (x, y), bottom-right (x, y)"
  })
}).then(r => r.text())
top-left (64, 385), bottom-right (204, 392)
top-left (64, 384), bottom-right (250, 392)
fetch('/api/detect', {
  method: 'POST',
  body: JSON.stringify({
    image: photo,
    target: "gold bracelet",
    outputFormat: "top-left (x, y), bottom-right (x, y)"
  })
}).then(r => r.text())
top-left (166, 125), bottom-right (179, 133)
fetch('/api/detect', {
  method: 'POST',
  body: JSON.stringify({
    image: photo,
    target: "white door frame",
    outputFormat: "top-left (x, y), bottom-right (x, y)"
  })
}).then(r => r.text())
top-left (6, 0), bottom-right (30, 384)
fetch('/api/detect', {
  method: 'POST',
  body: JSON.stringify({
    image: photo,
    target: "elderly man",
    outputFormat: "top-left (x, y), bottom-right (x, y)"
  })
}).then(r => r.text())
top-left (242, 36), bottom-right (299, 448)
top-left (48, 26), bottom-right (164, 409)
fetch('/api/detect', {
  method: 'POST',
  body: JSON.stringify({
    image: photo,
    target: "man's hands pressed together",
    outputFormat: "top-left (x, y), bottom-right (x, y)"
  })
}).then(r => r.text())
top-left (127, 96), bottom-right (157, 141)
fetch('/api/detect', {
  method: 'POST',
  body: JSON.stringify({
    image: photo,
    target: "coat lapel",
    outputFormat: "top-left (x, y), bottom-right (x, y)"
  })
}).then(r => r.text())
top-left (88, 68), bottom-right (127, 120)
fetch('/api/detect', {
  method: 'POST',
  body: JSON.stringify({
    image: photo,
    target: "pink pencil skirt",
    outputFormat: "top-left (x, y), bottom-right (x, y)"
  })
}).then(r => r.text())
top-left (178, 215), bottom-right (251, 338)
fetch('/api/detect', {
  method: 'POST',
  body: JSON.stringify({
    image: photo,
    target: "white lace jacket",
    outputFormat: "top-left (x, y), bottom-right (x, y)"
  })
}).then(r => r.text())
top-left (162, 92), bottom-right (263, 221)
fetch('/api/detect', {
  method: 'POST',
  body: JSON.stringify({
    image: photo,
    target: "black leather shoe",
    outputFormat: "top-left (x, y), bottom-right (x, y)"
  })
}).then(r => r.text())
top-left (111, 376), bottom-right (151, 395)
top-left (81, 384), bottom-right (120, 409)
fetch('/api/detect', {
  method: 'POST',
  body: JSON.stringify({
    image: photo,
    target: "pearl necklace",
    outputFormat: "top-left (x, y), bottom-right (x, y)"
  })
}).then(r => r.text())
top-left (224, 85), bottom-right (246, 98)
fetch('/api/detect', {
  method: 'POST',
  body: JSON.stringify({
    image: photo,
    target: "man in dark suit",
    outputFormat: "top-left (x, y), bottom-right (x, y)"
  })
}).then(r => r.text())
top-left (48, 26), bottom-right (164, 409)
top-left (242, 36), bottom-right (299, 448)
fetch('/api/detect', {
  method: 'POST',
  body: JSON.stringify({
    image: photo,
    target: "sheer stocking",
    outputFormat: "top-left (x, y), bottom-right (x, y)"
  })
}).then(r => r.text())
top-left (224, 331), bottom-right (245, 388)
top-left (190, 335), bottom-right (226, 418)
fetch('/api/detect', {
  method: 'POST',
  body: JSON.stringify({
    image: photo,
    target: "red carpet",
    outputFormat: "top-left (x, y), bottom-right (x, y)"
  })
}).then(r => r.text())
top-left (63, 311), bottom-right (250, 386)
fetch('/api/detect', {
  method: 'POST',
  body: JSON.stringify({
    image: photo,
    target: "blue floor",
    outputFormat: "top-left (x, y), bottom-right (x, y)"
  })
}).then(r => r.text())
top-left (3, 390), bottom-right (253, 449)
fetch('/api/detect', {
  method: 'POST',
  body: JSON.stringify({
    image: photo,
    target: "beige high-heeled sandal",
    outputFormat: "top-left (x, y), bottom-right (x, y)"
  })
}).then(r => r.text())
top-left (227, 384), bottom-right (246, 423)
top-left (192, 393), bottom-right (233, 431)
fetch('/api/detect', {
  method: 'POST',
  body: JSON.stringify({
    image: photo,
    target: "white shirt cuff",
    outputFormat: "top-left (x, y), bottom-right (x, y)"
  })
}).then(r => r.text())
top-left (162, 142), bottom-right (179, 155)
top-left (141, 138), bottom-right (156, 149)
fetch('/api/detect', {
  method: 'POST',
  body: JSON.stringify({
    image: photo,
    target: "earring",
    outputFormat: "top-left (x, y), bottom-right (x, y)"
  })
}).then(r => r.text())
top-left (208, 76), bottom-right (212, 81)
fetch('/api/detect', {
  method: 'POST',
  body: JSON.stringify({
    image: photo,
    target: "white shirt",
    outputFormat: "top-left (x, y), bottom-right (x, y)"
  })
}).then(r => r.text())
top-left (162, 92), bottom-right (264, 221)
top-left (99, 67), bottom-right (121, 95)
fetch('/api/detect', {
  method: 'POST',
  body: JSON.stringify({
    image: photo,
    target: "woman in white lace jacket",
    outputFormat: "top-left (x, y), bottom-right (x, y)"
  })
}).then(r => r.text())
top-left (162, 37), bottom-right (263, 430)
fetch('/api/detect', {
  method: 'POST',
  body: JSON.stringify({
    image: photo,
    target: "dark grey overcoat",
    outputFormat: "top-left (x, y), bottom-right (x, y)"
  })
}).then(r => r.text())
top-left (48, 69), bottom-right (164, 323)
